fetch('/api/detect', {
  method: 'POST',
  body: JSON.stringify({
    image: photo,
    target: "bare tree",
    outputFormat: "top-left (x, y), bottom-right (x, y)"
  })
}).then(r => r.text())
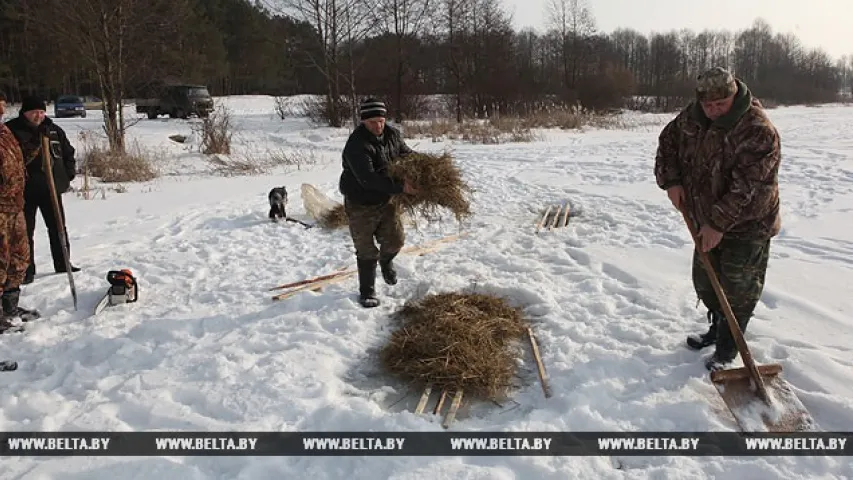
top-left (372, 0), bottom-right (432, 121)
top-left (545, 0), bottom-right (595, 91)
top-left (846, 55), bottom-right (853, 96)
top-left (849, 55), bottom-right (853, 96)
top-left (271, 0), bottom-right (374, 127)
top-left (16, 0), bottom-right (194, 154)
top-left (733, 18), bottom-right (773, 84)
top-left (342, 3), bottom-right (376, 127)
top-left (676, 29), bottom-right (695, 82)
top-left (437, 0), bottom-right (473, 123)
top-left (467, 0), bottom-right (516, 116)
top-left (648, 32), bottom-right (687, 108)
top-left (610, 28), bottom-right (651, 89)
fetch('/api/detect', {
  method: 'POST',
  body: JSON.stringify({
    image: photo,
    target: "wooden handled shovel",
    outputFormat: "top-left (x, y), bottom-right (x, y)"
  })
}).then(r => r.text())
top-left (681, 209), bottom-right (814, 432)
top-left (41, 135), bottom-right (78, 310)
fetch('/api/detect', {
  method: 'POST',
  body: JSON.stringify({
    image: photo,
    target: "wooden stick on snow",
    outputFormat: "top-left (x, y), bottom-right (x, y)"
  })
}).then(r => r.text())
top-left (528, 327), bottom-right (552, 398)
top-left (433, 390), bottom-right (448, 415)
top-left (547, 204), bottom-right (563, 230)
top-left (269, 233), bottom-right (465, 292)
top-left (268, 267), bottom-right (354, 291)
top-left (560, 203), bottom-right (571, 227)
top-left (442, 390), bottom-right (464, 429)
top-left (414, 385), bottom-right (432, 414)
top-left (535, 205), bottom-right (553, 234)
top-left (271, 272), bottom-right (358, 300)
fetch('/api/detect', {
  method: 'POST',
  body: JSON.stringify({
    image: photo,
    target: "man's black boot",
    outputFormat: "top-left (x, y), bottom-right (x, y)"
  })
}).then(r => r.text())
top-left (379, 253), bottom-right (398, 285)
top-left (357, 258), bottom-right (380, 308)
top-left (705, 311), bottom-right (751, 371)
top-left (23, 265), bottom-right (34, 285)
top-left (686, 310), bottom-right (720, 350)
top-left (55, 265), bottom-right (81, 273)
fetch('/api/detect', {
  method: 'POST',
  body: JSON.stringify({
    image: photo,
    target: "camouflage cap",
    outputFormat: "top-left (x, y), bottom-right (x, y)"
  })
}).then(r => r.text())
top-left (696, 67), bottom-right (738, 101)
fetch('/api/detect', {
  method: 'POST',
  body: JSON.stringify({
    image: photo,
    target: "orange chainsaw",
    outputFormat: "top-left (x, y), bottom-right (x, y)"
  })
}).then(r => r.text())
top-left (93, 269), bottom-right (139, 315)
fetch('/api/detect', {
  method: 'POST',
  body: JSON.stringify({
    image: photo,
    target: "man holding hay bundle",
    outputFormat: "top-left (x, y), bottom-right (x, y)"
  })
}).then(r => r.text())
top-left (340, 98), bottom-right (418, 308)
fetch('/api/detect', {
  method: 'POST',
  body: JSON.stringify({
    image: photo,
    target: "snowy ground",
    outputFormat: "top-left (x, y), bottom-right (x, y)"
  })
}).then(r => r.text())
top-left (1, 97), bottom-right (852, 478)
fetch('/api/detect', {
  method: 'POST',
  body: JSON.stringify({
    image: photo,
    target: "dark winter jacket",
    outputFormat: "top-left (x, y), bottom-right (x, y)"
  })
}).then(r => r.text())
top-left (654, 80), bottom-right (782, 240)
top-left (339, 123), bottom-right (413, 205)
top-left (5, 115), bottom-right (76, 198)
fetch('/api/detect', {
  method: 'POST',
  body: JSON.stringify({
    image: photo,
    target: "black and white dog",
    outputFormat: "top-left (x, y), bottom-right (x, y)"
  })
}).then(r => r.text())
top-left (268, 186), bottom-right (288, 222)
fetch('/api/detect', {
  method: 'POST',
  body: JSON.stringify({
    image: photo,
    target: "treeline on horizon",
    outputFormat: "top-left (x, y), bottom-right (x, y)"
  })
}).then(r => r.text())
top-left (1, 0), bottom-right (851, 126)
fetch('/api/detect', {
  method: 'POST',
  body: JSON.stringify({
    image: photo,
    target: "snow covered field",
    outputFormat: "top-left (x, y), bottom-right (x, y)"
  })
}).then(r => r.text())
top-left (1, 96), bottom-right (852, 478)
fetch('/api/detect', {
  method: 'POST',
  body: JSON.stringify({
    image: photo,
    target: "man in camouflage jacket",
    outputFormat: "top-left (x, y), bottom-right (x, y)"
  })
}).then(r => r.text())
top-left (654, 67), bottom-right (782, 371)
top-left (0, 92), bottom-right (39, 333)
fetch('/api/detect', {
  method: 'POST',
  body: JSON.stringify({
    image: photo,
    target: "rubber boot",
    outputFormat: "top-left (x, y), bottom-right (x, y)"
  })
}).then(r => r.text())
top-left (0, 317), bottom-right (19, 334)
top-left (2, 288), bottom-right (20, 317)
top-left (2, 288), bottom-right (39, 322)
top-left (379, 253), bottom-right (398, 285)
top-left (0, 290), bottom-right (24, 334)
top-left (686, 310), bottom-right (719, 350)
top-left (357, 259), bottom-right (380, 308)
top-left (705, 312), bottom-right (750, 371)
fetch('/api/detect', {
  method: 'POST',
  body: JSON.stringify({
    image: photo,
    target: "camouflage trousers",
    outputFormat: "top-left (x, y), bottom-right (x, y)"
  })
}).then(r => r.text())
top-left (344, 199), bottom-right (405, 262)
top-left (692, 237), bottom-right (771, 356)
top-left (0, 211), bottom-right (30, 294)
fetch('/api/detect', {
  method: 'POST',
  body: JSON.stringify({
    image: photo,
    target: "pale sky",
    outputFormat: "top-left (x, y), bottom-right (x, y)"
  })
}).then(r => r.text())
top-left (504, 0), bottom-right (853, 60)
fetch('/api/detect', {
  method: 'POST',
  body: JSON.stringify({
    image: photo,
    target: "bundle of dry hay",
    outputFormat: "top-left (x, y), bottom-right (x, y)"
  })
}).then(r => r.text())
top-left (316, 151), bottom-right (469, 229)
top-left (388, 152), bottom-right (472, 223)
top-left (379, 291), bottom-right (528, 401)
top-left (318, 204), bottom-right (348, 229)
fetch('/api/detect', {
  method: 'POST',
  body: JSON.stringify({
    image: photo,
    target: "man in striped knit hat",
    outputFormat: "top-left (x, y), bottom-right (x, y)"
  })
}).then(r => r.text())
top-left (340, 97), bottom-right (418, 308)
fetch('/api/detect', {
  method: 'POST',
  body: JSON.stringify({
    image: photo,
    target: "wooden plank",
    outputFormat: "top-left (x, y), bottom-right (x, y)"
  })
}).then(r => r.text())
top-left (442, 390), bottom-right (464, 429)
top-left (272, 271), bottom-right (357, 300)
top-left (268, 267), bottom-right (354, 291)
top-left (547, 204), bottom-right (562, 230)
top-left (528, 327), bottom-right (552, 398)
top-left (560, 203), bottom-right (571, 227)
top-left (414, 385), bottom-right (432, 414)
top-left (535, 205), bottom-right (553, 234)
top-left (433, 390), bottom-right (448, 415)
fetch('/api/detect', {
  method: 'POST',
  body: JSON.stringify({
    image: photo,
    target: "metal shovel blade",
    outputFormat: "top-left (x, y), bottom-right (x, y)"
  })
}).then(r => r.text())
top-left (711, 364), bottom-right (817, 432)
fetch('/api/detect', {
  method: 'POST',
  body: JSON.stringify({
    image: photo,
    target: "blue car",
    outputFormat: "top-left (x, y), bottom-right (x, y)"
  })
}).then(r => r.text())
top-left (54, 95), bottom-right (86, 118)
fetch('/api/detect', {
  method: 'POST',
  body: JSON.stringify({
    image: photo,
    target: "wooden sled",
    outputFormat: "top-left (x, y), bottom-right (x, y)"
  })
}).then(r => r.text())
top-left (682, 210), bottom-right (816, 432)
top-left (301, 183), bottom-right (341, 221)
top-left (412, 328), bottom-right (551, 429)
top-left (535, 202), bottom-right (572, 233)
top-left (414, 386), bottom-right (465, 429)
top-left (301, 183), bottom-right (417, 227)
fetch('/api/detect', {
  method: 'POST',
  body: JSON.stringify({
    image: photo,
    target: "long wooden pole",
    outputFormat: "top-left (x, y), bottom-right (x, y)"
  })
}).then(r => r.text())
top-left (41, 135), bottom-right (77, 310)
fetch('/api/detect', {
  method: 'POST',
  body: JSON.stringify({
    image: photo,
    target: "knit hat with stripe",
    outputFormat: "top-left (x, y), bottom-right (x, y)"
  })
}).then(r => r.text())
top-left (359, 98), bottom-right (386, 120)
